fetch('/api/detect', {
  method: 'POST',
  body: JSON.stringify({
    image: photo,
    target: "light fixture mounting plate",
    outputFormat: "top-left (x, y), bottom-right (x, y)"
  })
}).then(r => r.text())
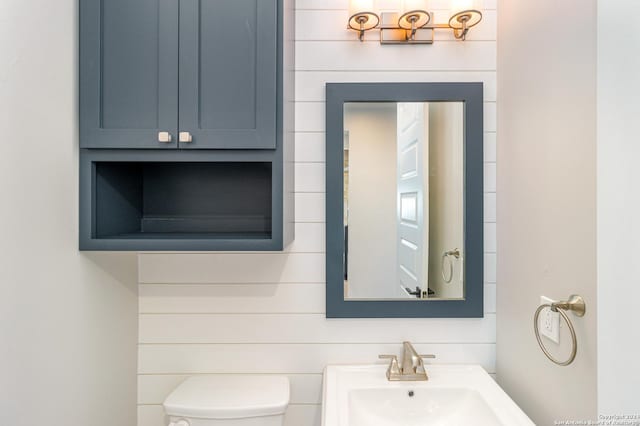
top-left (379, 12), bottom-right (434, 44)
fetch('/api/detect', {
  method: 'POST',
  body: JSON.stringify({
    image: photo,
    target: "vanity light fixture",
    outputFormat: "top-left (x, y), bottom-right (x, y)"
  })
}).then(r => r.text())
top-left (348, 0), bottom-right (380, 42)
top-left (348, 0), bottom-right (483, 44)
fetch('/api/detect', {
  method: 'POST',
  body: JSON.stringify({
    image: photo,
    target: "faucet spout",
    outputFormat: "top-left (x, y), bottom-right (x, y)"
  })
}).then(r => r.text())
top-left (401, 341), bottom-right (422, 375)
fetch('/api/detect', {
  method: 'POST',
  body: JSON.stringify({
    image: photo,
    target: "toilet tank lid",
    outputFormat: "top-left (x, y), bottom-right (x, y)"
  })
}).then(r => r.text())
top-left (163, 375), bottom-right (290, 419)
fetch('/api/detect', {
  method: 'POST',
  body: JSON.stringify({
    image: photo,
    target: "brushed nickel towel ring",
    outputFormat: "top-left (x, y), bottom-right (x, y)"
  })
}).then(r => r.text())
top-left (533, 295), bottom-right (586, 366)
top-left (441, 248), bottom-right (461, 283)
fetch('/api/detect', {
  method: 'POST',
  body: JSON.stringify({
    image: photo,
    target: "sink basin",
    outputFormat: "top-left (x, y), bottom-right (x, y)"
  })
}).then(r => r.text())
top-left (322, 365), bottom-right (534, 426)
top-left (349, 388), bottom-right (501, 426)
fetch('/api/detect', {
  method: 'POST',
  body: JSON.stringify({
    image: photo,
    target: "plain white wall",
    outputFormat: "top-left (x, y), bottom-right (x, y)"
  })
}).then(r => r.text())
top-left (135, 0), bottom-right (498, 424)
top-left (497, 0), bottom-right (598, 423)
top-left (0, 1), bottom-right (138, 425)
top-left (597, 0), bottom-right (640, 416)
top-left (345, 103), bottom-right (398, 299)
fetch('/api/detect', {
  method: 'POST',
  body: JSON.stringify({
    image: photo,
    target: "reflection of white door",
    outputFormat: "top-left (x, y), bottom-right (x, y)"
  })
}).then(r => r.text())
top-left (396, 103), bottom-right (429, 298)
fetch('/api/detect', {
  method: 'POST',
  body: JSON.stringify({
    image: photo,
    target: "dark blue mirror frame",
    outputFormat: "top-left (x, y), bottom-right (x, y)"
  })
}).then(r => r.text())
top-left (326, 82), bottom-right (484, 318)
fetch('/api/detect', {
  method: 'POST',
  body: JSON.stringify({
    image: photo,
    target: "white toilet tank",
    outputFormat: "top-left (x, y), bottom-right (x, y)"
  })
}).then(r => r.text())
top-left (163, 375), bottom-right (290, 426)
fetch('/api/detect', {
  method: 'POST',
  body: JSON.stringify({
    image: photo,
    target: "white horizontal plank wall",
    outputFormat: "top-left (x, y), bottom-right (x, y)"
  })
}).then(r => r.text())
top-left (137, 0), bottom-right (497, 424)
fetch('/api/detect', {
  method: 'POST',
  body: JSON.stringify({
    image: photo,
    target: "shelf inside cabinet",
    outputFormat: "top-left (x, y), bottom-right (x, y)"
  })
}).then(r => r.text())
top-left (93, 161), bottom-right (273, 240)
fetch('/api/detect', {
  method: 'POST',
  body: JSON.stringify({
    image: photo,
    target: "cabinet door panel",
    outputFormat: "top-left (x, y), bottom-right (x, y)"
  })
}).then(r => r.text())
top-left (179, 0), bottom-right (277, 149)
top-left (80, 0), bottom-right (179, 149)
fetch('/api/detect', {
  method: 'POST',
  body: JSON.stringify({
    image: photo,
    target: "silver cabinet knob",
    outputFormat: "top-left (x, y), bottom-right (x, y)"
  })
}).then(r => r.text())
top-left (158, 131), bottom-right (172, 143)
top-left (179, 131), bottom-right (193, 143)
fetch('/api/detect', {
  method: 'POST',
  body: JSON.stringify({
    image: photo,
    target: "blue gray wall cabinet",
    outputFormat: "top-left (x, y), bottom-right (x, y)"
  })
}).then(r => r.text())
top-left (79, 0), bottom-right (294, 251)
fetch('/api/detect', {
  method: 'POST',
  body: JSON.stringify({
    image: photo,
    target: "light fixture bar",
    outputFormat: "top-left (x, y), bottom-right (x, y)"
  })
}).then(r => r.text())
top-left (379, 12), bottom-right (434, 45)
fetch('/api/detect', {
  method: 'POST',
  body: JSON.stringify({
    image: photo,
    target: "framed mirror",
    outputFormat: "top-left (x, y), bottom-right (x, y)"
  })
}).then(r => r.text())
top-left (326, 83), bottom-right (484, 318)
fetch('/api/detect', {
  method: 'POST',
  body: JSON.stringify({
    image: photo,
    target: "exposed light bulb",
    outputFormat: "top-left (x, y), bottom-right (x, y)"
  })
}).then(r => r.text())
top-left (349, 0), bottom-right (375, 16)
top-left (448, 0), bottom-right (482, 37)
top-left (402, 0), bottom-right (428, 12)
top-left (450, 0), bottom-right (482, 14)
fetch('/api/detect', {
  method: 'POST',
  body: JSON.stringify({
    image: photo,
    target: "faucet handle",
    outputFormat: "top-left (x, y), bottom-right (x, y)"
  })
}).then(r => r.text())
top-left (379, 355), bottom-right (401, 376)
top-left (379, 354), bottom-right (398, 363)
top-left (415, 354), bottom-right (435, 375)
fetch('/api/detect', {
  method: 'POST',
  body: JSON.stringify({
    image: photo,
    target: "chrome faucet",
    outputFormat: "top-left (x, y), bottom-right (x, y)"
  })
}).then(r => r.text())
top-left (379, 341), bottom-right (436, 381)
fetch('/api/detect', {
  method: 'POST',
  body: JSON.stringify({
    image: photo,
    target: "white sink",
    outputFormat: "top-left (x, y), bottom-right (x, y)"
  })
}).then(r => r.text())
top-left (322, 365), bottom-right (533, 426)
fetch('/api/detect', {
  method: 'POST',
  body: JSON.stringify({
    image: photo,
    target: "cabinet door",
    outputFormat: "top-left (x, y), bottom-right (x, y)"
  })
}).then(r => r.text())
top-left (179, 0), bottom-right (277, 149)
top-left (80, 0), bottom-right (179, 149)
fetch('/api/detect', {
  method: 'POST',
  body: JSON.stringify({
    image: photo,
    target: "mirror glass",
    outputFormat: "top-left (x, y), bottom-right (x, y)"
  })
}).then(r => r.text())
top-left (343, 102), bottom-right (465, 301)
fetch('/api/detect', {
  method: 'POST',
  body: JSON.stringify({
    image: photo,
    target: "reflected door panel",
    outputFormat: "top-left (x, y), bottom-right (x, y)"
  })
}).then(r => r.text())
top-left (396, 102), bottom-right (428, 299)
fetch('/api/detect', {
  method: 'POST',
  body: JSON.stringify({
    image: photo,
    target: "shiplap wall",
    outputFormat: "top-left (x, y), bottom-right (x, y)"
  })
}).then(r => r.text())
top-left (137, 0), bottom-right (497, 424)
